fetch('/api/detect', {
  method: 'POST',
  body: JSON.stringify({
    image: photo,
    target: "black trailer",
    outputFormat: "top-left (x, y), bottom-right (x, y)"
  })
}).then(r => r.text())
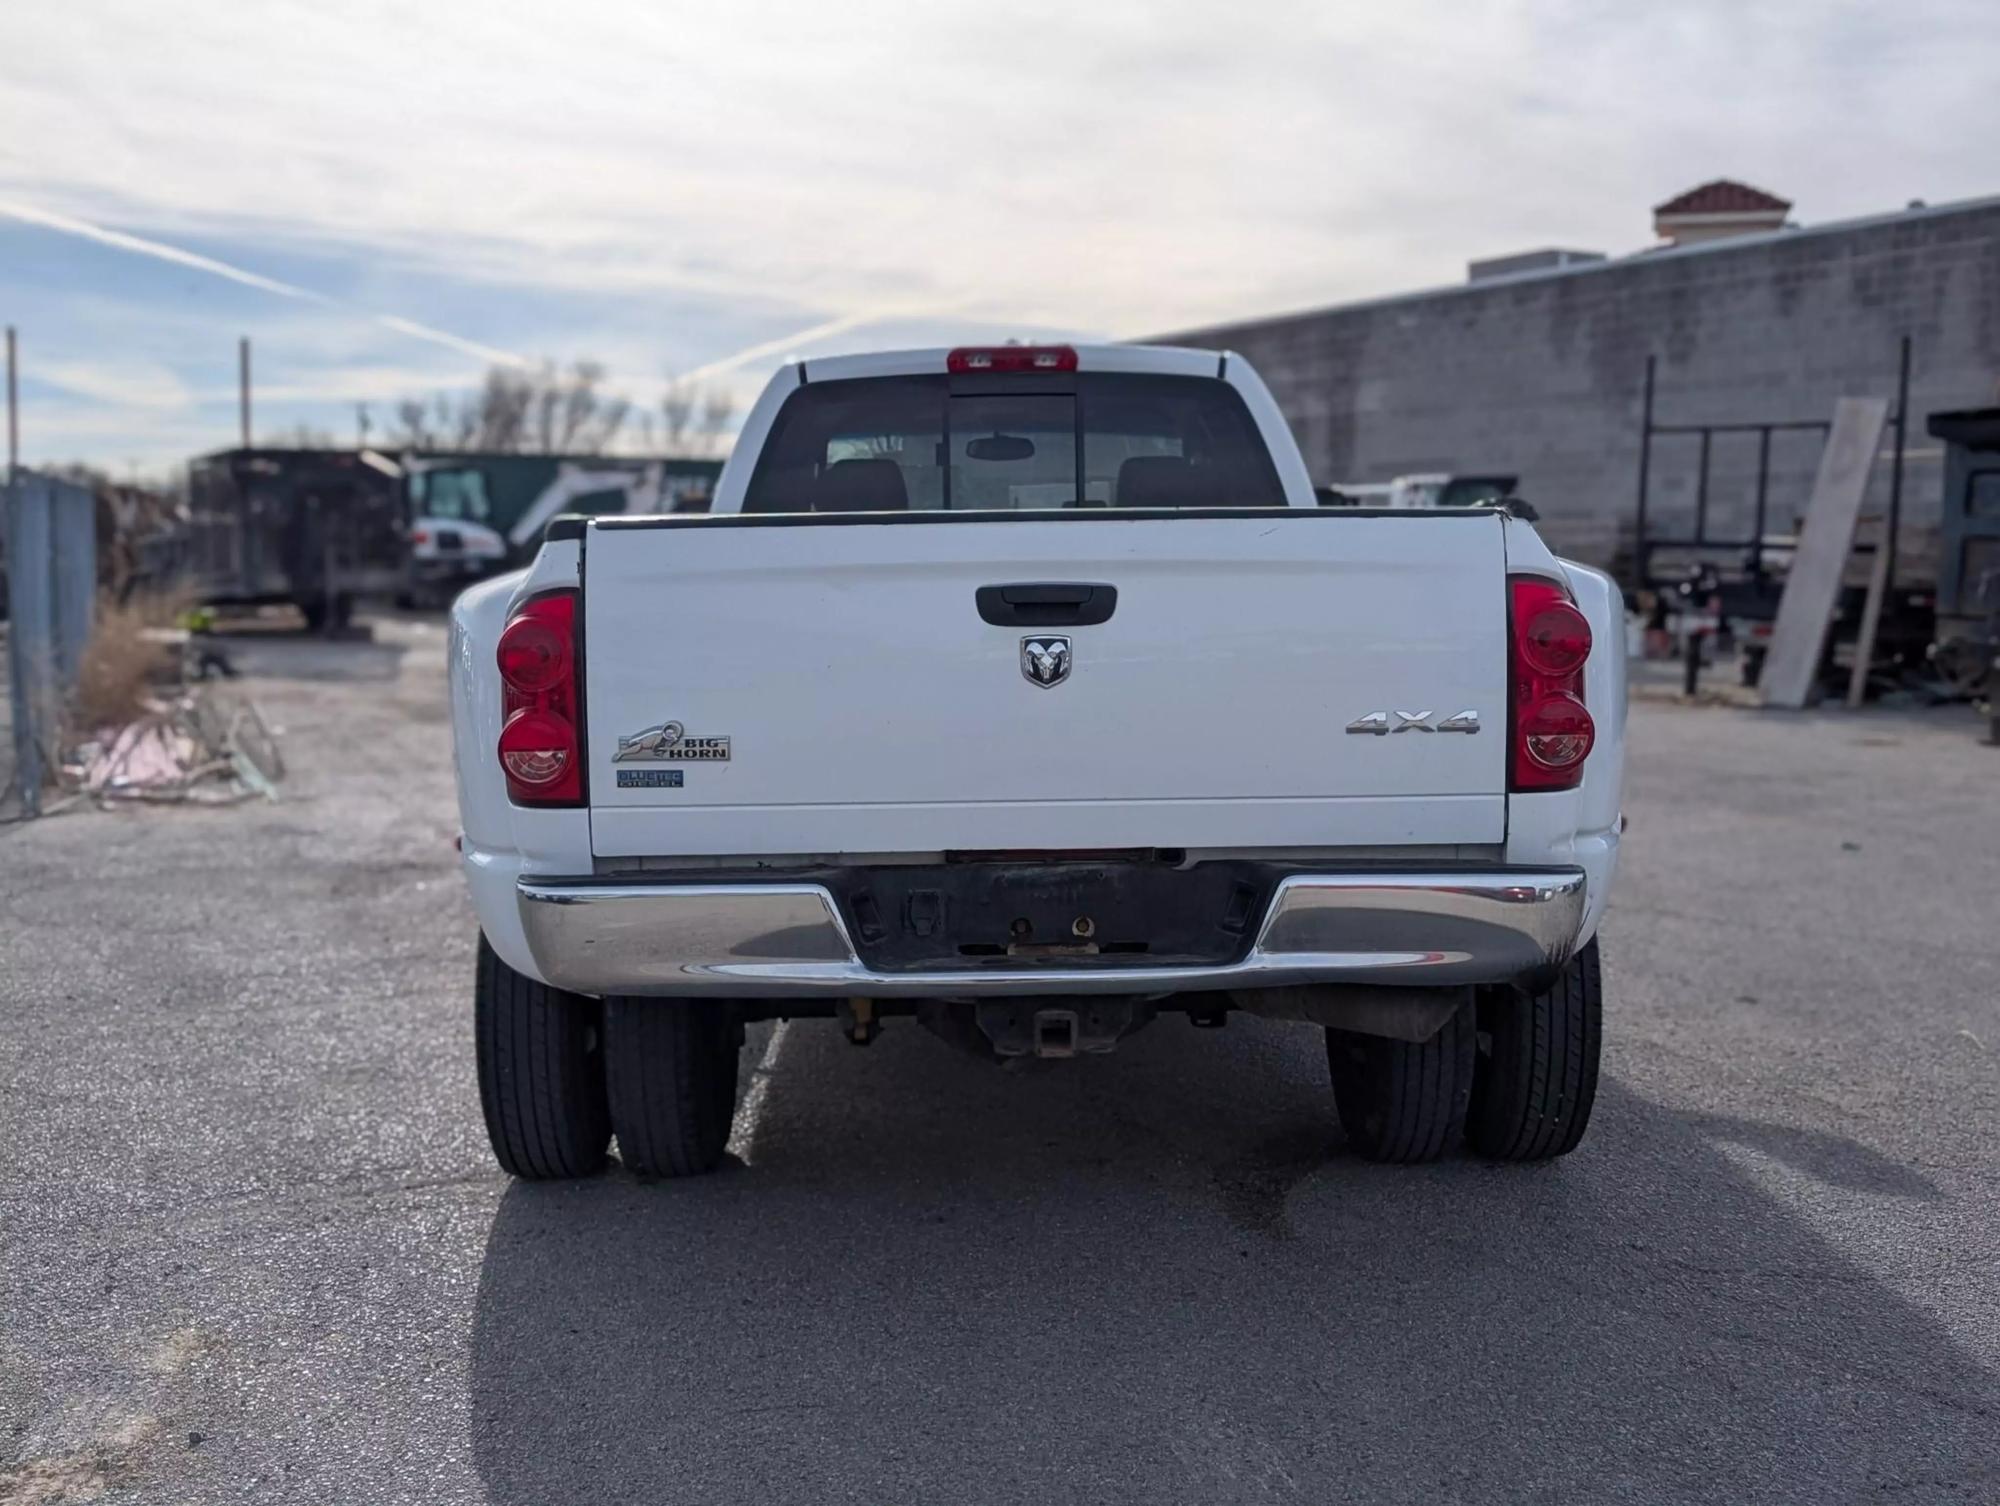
top-left (182, 448), bottom-right (406, 629)
top-left (1629, 343), bottom-right (1936, 698)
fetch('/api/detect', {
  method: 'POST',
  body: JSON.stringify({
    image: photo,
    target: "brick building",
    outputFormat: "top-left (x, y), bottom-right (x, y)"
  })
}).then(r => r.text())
top-left (1162, 186), bottom-right (2000, 583)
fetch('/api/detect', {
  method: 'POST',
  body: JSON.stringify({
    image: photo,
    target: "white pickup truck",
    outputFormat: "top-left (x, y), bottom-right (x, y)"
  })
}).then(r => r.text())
top-left (450, 343), bottom-right (1624, 1179)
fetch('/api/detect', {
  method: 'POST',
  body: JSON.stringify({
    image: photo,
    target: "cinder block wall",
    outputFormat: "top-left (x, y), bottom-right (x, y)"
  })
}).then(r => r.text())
top-left (1164, 198), bottom-right (2000, 584)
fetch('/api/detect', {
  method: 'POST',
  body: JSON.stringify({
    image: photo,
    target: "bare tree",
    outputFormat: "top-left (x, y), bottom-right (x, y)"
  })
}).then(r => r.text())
top-left (659, 376), bottom-right (696, 452)
top-left (474, 366), bottom-right (533, 451)
top-left (391, 398), bottom-right (435, 449)
top-left (593, 394), bottom-right (632, 453)
top-left (698, 386), bottom-right (736, 457)
top-left (386, 358), bottom-right (648, 455)
top-left (45, 461), bottom-right (116, 488)
top-left (431, 394), bottom-right (461, 450)
top-left (264, 421), bottom-right (341, 448)
top-left (558, 360), bottom-right (600, 450)
top-left (551, 361), bottom-right (630, 452)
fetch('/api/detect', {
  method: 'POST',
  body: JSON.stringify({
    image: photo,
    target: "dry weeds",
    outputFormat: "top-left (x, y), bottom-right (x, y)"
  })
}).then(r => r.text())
top-left (67, 588), bottom-right (194, 733)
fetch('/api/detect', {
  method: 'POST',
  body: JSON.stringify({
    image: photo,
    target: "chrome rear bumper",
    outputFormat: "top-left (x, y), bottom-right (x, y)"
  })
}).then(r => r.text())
top-left (515, 869), bottom-right (1587, 997)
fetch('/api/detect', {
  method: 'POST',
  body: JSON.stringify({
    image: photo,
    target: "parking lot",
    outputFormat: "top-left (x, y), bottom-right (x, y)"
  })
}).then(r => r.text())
top-left (3, 616), bottom-right (1997, 1505)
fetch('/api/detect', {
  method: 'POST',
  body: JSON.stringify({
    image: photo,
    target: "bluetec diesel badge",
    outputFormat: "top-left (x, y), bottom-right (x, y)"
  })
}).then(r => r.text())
top-left (617, 769), bottom-right (684, 788)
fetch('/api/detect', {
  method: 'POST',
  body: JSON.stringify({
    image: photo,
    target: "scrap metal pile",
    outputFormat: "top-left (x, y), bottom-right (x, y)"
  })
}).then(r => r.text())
top-left (69, 687), bottom-right (284, 805)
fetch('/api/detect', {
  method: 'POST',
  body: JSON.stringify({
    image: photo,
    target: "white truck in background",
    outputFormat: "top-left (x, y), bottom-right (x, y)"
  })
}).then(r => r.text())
top-left (403, 453), bottom-right (720, 604)
top-left (450, 344), bottom-right (1624, 1180)
top-left (1317, 472), bottom-right (1520, 510)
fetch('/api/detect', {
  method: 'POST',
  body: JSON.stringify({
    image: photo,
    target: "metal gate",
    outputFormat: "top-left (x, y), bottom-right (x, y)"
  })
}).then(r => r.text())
top-left (1631, 336), bottom-right (1913, 601)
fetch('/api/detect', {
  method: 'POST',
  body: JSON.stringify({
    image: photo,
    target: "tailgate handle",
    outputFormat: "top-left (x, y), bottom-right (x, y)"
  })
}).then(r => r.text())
top-left (976, 583), bottom-right (1118, 627)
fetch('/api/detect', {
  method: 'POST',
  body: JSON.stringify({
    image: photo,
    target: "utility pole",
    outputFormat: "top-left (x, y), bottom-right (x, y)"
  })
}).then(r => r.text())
top-left (356, 401), bottom-right (371, 450)
top-left (5, 325), bottom-right (17, 481)
top-left (239, 336), bottom-right (252, 449)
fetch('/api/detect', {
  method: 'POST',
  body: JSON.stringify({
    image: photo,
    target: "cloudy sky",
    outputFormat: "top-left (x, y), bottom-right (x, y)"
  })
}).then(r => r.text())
top-left (2, 0), bottom-right (1993, 471)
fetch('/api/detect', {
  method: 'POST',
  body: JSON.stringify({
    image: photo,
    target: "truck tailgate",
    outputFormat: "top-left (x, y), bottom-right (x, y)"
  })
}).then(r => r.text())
top-left (582, 514), bottom-right (1508, 857)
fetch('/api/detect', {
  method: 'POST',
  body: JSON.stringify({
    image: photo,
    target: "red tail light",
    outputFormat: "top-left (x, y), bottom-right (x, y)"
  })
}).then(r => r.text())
top-left (1509, 576), bottom-right (1595, 791)
top-left (947, 345), bottom-right (1078, 374)
top-left (496, 590), bottom-right (583, 806)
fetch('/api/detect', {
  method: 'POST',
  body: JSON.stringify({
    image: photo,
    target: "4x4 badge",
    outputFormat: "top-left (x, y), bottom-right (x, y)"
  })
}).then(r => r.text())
top-left (1020, 636), bottom-right (1072, 688)
top-left (1345, 709), bottom-right (1480, 735)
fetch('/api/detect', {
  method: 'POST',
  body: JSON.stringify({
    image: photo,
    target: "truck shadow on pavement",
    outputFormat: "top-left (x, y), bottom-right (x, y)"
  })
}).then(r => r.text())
top-left (469, 1017), bottom-right (1995, 1504)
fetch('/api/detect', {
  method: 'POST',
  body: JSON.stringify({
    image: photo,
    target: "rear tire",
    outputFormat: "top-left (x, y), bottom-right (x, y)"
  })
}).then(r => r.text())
top-left (604, 999), bottom-right (742, 1177)
top-left (474, 935), bottom-right (610, 1179)
top-left (1467, 937), bottom-right (1603, 1161)
top-left (1325, 1003), bottom-right (1475, 1163)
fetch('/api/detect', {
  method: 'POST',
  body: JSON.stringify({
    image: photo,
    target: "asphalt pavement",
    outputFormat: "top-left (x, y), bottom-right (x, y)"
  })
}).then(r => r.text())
top-left (2, 617), bottom-right (1996, 1504)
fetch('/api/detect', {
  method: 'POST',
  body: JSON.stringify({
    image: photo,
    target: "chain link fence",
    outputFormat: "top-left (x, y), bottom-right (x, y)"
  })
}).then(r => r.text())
top-left (3, 470), bottom-right (98, 818)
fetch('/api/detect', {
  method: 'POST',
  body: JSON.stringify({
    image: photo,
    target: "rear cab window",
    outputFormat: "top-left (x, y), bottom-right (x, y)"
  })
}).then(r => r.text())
top-left (744, 373), bottom-right (1286, 513)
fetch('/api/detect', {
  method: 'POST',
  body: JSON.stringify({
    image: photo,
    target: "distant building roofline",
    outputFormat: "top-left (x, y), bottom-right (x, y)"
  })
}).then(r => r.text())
top-left (1467, 247), bottom-right (1608, 283)
top-left (1155, 192), bottom-right (2000, 346)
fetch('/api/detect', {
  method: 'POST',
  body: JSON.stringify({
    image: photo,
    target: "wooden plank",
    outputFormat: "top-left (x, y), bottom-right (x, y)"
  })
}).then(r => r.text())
top-left (1844, 521), bottom-right (1893, 708)
top-left (1760, 397), bottom-right (1890, 709)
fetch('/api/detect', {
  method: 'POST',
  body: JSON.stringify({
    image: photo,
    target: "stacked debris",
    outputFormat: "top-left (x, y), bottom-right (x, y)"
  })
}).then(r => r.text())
top-left (69, 688), bottom-right (284, 805)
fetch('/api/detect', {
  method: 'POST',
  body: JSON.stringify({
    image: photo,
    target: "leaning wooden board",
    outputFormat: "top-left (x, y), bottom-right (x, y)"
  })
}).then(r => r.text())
top-left (1759, 396), bottom-right (1890, 709)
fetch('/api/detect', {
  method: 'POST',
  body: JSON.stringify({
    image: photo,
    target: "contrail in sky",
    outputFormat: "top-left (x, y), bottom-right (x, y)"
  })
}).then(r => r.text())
top-left (0, 199), bottom-right (529, 367)
top-left (4, 198), bottom-right (983, 403)
top-left (371, 314), bottom-right (528, 369)
top-left (679, 297), bottom-right (979, 385)
top-left (678, 310), bottom-right (899, 384)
